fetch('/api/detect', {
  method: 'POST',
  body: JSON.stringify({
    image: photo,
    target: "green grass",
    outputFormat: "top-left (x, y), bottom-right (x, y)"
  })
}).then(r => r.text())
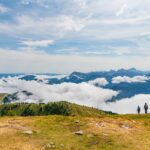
top-left (0, 114), bottom-right (150, 150)
top-left (0, 101), bottom-right (150, 149)
top-left (0, 93), bottom-right (6, 102)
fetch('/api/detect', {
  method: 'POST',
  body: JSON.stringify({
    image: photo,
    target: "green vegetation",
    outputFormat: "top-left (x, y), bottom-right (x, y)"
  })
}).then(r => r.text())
top-left (0, 101), bottom-right (111, 117)
top-left (0, 93), bottom-right (6, 102)
top-left (0, 99), bottom-right (149, 149)
top-left (0, 114), bottom-right (150, 150)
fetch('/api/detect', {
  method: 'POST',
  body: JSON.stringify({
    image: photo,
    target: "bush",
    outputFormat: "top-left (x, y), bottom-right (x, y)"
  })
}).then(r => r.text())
top-left (0, 102), bottom-right (71, 116)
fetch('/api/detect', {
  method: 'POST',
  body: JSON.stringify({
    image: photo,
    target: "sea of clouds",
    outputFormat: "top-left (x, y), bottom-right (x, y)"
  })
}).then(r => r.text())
top-left (112, 76), bottom-right (150, 84)
top-left (88, 78), bottom-right (108, 86)
top-left (0, 76), bottom-right (118, 107)
top-left (0, 75), bottom-right (150, 114)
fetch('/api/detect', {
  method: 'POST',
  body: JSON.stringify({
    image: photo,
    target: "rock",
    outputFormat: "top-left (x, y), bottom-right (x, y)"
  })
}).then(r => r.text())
top-left (52, 145), bottom-right (56, 148)
top-left (42, 142), bottom-right (56, 149)
top-left (121, 124), bottom-right (130, 130)
top-left (60, 144), bottom-right (64, 147)
top-left (75, 120), bottom-right (80, 123)
top-left (103, 133), bottom-right (108, 136)
top-left (22, 130), bottom-right (33, 135)
top-left (132, 120), bottom-right (136, 123)
top-left (75, 130), bottom-right (84, 135)
top-left (96, 122), bottom-right (105, 127)
top-left (50, 142), bottom-right (54, 145)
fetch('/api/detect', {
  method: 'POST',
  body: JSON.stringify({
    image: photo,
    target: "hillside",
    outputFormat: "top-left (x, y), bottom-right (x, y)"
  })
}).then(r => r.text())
top-left (0, 93), bottom-right (7, 102)
top-left (0, 114), bottom-right (150, 150)
top-left (0, 101), bottom-right (111, 117)
top-left (0, 97), bottom-right (149, 149)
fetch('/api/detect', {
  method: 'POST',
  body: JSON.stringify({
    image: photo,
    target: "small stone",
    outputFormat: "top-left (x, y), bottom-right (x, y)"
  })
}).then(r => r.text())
top-left (23, 130), bottom-right (33, 135)
top-left (132, 120), bottom-right (136, 123)
top-left (103, 133), bottom-right (108, 136)
top-left (60, 144), bottom-right (64, 147)
top-left (47, 144), bottom-right (51, 148)
top-left (75, 120), bottom-right (80, 123)
top-left (96, 122), bottom-right (105, 127)
top-left (50, 142), bottom-right (54, 145)
top-left (75, 130), bottom-right (84, 135)
top-left (121, 124), bottom-right (130, 130)
top-left (52, 145), bottom-right (55, 148)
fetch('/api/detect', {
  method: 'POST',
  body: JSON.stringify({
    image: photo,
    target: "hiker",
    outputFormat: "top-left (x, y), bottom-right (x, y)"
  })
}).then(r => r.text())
top-left (137, 105), bottom-right (141, 114)
top-left (144, 103), bottom-right (148, 114)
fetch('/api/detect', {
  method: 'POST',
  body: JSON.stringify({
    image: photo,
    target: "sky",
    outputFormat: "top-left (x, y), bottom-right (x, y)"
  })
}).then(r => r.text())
top-left (0, 0), bottom-right (150, 73)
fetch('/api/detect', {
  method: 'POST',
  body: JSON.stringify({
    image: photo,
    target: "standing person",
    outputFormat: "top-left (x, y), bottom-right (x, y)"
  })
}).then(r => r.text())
top-left (144, 103), bottom-right (148, 114)
top-left (137, 105), bottom-right (141, 114)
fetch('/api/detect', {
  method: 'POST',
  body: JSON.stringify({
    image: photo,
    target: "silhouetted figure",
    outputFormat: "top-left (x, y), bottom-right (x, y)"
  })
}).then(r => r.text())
top-left (137, 105), bottom-right (141, 114)
top-left (144, 103), bottom-right (148, 114)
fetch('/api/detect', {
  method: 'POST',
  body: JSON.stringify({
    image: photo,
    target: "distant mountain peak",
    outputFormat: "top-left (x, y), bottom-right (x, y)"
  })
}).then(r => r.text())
top-left (128, 68), bottom-right (137, 71)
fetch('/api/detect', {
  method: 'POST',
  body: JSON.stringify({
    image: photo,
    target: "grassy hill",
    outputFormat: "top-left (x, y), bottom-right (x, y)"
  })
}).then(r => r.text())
top-left (0, 93), bottom-right (6, 102)
top-left (0, 114), bottom-right (150, 150)
top-left (0, 100), bottom-right (149, 149)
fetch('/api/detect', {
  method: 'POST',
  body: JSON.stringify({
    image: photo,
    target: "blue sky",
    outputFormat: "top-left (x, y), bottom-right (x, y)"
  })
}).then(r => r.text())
top-left (0, 0), bottom-right (150, 73)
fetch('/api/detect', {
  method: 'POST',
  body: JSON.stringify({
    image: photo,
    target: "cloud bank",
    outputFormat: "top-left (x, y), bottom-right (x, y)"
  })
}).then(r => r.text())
top-left (88, 78), bottom-right (108, 86)
top-left (112, 76), bottom-right (150, 84)
top-left (101, 94), bottom-right (150, 114)
top-left (1, 76), bottom-right (150, 114)
top-left (0, 77), bottom-right (118, 108)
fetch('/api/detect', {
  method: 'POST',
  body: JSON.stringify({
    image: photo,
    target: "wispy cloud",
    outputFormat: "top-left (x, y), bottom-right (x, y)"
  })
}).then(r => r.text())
top-left (0, 3), bottom-right (9, 14)
top-left (0, 48), bottom-right (150, 73)
top-left (0, 15), bottom-right (85, 38)
top-left (88, 78), bottom-right (108, 87)
top-left (0, 0), bottom-right (150, 72)
top-left (21, 40), bottom-right (54, 48)
top-left (116, 4), bottom-right (127, 16)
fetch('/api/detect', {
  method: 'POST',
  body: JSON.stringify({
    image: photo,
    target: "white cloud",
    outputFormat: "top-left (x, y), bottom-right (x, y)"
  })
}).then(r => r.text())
top-left (101, 94), bottom-right (150, 114)
top-left (1, 75), bottom-right (150, 114)
top-left (1, 0), bottom-right (150, 43)
top-left (1, 76), bottom-right (150, 114)
top-left (0, 4), bottom-right (9, 13)
top-left (1, 48), bottom-right (150, 73)
top-left (88, 78), bottom-right (108, 86)
top-left (21, 0), bottom-right (31, 5)
top-left (0, 77), bottom-right (118, 107)
top-left (21, 40), bottom-right (54, 48)
top-left (73, 0), bottom-right (87, 9)
top-left (0, 15), bottom-right (85, 38)
top-left (116, 4), bottom-right (127, 16)
top-left (112, 76), bottom-right (150, 84)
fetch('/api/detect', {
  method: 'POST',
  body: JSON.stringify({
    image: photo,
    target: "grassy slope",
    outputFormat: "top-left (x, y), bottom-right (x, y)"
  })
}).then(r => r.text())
top-left (0, 114), bottom-right (150, 150)
top-left (0, 100), bottom-right (149, 149)
top-left (0, 101), bottom-right (111, 117)
top-left (0, 93), bottom-right (6, 102)
top-left (65, 102), bottom-right (110, 116)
